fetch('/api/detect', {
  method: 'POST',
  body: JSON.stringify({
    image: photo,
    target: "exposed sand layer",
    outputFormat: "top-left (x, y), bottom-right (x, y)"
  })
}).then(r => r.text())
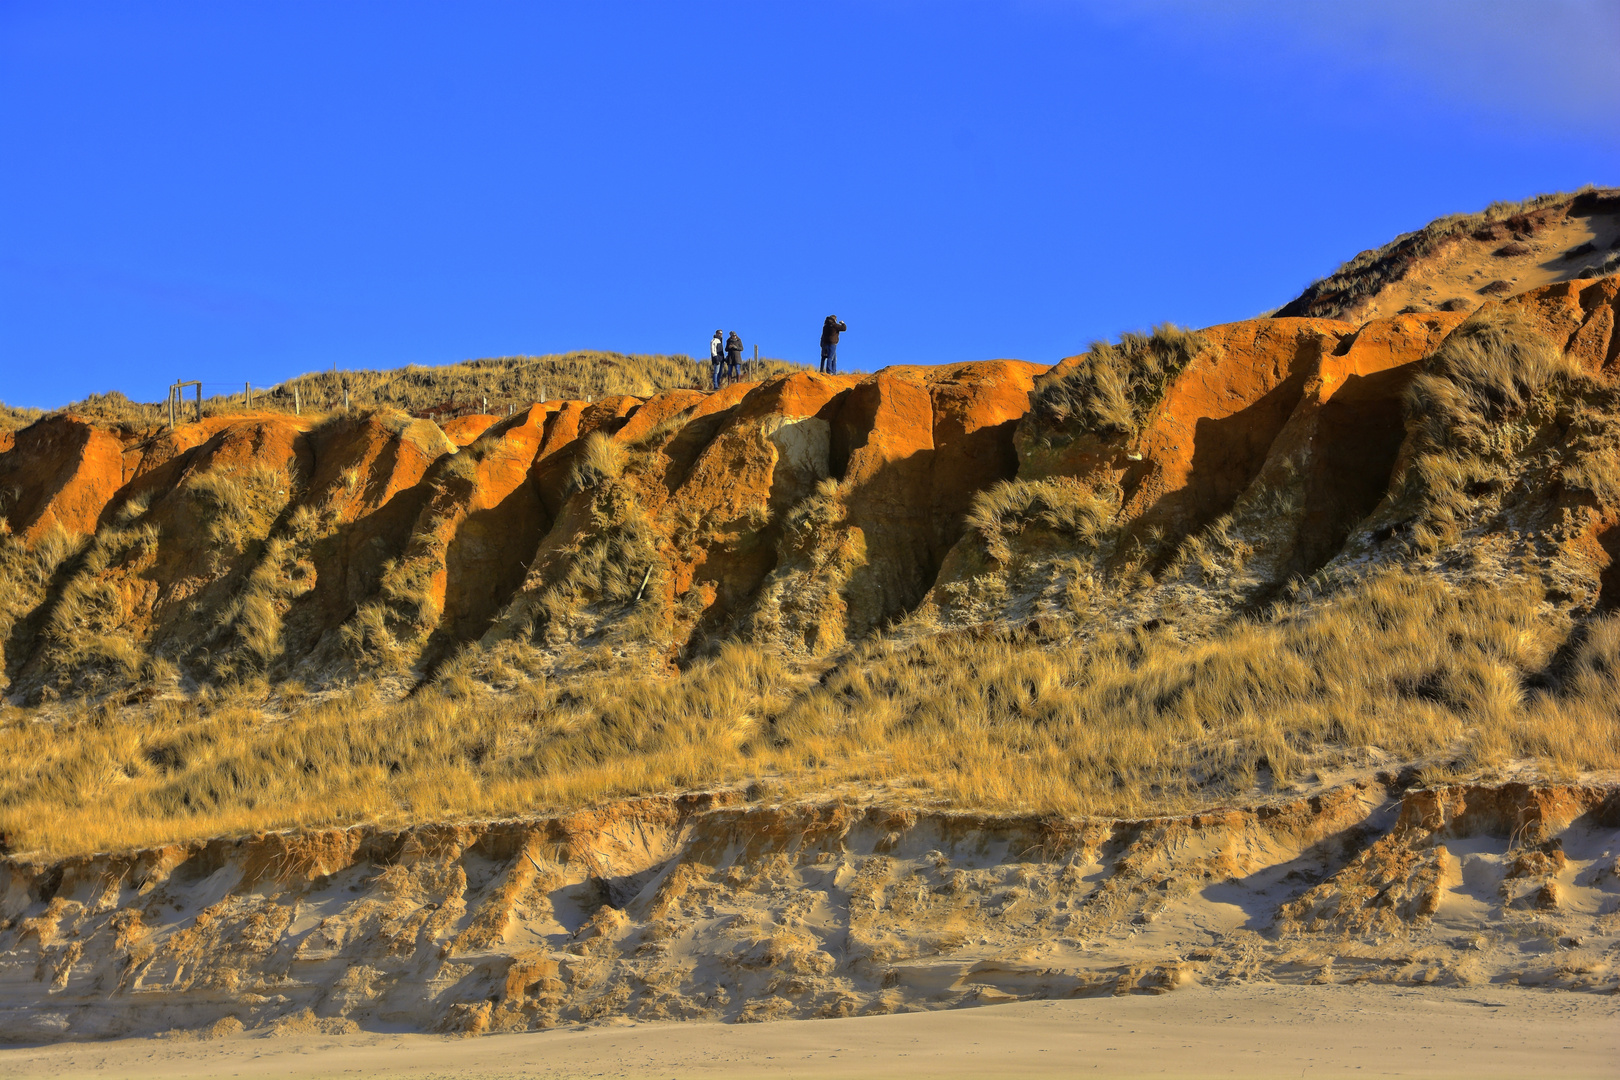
top-left (2, 984), bottom-right (1616, 1079)
top-left (3, 779), bottom-right (1616, 1043)
top-left (1348, 206), bottom-right (1620, 324)
top-left (1276, 190), bottom-right (1620, 324)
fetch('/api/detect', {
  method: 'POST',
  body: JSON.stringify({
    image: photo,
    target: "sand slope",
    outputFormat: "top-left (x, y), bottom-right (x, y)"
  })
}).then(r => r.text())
top-left (3, 779), bottom-right (1617, 1042)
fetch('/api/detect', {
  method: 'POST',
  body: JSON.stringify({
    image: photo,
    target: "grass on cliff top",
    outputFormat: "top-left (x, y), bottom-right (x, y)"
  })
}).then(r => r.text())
top-left (1032, 324), bottom-right (1205, 438)
top-left (2, 568), bottom-right (1616, 857)
top-left (26, 352), bottom-right (811, 428)
top-left (0, 402), bottom-right (44, 434)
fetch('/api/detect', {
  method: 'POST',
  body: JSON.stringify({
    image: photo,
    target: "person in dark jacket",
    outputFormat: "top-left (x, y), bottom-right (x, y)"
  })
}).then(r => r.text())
top-left (820, 315), bottom-right (847, 374)
top-left (709, 330), bottom-right (725, 390)
top-left (725, 331), bottom-right (744, 383)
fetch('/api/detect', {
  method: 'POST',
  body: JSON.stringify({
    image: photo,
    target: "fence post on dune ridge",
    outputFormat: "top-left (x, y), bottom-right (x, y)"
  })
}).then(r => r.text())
top-left (245, 382), bottom-right (253, 409)
top-left (172, 380), bottom-right (202, 424)
top-left (294, 386), bottom-right (301, 416)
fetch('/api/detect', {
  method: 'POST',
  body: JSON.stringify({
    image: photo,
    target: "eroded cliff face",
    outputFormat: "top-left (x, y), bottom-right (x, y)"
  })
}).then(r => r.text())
top-left (0, 356), bottom-right (1055, 694)
top-left (1, 780), bottom-right (1614, 1040)
top-left (4, 264), bottom-right (1620, 1040)
top-left (5, 276), bottom-right (1619, 701)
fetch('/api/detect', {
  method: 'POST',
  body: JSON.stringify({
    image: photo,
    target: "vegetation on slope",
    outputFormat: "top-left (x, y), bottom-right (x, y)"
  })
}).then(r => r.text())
top-left (0, 403), bottom-right (43, 434)
top-left (30, 351), bottom-right (808, 427)
top-left (2, 567), bottom-right (1616, 855)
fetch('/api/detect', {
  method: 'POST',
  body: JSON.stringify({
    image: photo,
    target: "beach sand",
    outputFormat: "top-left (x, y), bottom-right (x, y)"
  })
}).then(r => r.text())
top-left (2, 983), bottom-right (1614, 1079)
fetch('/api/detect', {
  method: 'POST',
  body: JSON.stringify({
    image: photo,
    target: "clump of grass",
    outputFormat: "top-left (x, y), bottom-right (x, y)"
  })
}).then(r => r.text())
top-left (204, 504), bottom-right (327, 682)
top-left (491, 462), bottom-right (664, 651)
top-left (745, 478), bottom-right (866, 651)
top-left (1168, 513), bottom-right (1256, 587)
top-left (335, 450), bottom-right (482, 672)
top-left (1562, 414), bottom-right (1620, 509)
top-left (340, 557), bottom-right (442, 672)
top-left (966, 478), bottom-right (1118, 563)
top-left (1409, 308), bottom-right (1582, 446)
top-left (0, 401), bottom-right (44, 434)
top-left (1032, 325), bottom-right (1205, 438)
top-left (567, 433), bottom-right (624, 493)
top-left (0, 524), bottom-right (86, 689)
top-left (32, 515), bottom-right (161, 697)
top-left (180, 466), bottom-right (293, 574)
top-left (1394, 308), bottom-right (1590, 551)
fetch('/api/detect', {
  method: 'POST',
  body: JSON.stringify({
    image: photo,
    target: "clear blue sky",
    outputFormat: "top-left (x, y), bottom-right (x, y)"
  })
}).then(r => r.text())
top-left (3, 1), bottom-right (1618, 409)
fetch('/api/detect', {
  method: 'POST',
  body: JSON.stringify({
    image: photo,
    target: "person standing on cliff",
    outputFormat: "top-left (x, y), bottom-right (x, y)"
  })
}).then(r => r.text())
top-left (725, 331), bottom-right (744, 384)
top-left (820, 315), bottom-right (847, 375)
top-left (709, 330), bottom-right (725, 390)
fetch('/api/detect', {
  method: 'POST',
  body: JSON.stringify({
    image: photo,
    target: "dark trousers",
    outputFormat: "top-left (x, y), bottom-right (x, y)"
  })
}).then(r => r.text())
top-left (820, 343), bottom-right (836, 374)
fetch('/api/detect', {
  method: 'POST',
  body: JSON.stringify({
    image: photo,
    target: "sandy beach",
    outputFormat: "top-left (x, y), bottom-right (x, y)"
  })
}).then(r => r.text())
top-left (3, 983), bottom-right (1614, 1080)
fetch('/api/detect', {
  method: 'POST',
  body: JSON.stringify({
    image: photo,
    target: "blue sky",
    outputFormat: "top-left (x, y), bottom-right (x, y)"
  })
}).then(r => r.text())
top-left (2, 1), bottom-right (1618, 409)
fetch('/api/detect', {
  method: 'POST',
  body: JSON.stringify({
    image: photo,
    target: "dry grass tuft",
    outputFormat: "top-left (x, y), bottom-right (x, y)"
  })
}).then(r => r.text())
top-left (744, 478), bottom-right (866, 651)
top-left (1033, 325), bottom-right (1206, 437)
top-left (1394, 307), bottom-right (1596, 551)
top-left (0, 401), bottom-right (44, 434)
top-left (0, 525), bottom-right (85, 689)
top-left (489, 466), bottom-right (665, 651)
top-left (966, 478), bottom-right (1118, 563)
top-left (568, 433), bottom-right (624, 494)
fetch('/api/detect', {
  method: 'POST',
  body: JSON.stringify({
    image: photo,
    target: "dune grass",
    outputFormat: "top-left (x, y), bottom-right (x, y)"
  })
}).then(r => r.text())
top-left (23, 352), bottom-right (811, 429)
top-left (1032, 324), bottom-right (1206, 438)
top-left (0, 402), bottom-right (44, 434)
top-left (3, 564), bottom-right (1615, 857)
top-left (1395, 306), bottom-right (1608, 552)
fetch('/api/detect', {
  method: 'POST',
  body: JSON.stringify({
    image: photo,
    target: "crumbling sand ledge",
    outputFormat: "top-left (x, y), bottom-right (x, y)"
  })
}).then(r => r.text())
top-left (2, 778), bottom-right (1616, 1043)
